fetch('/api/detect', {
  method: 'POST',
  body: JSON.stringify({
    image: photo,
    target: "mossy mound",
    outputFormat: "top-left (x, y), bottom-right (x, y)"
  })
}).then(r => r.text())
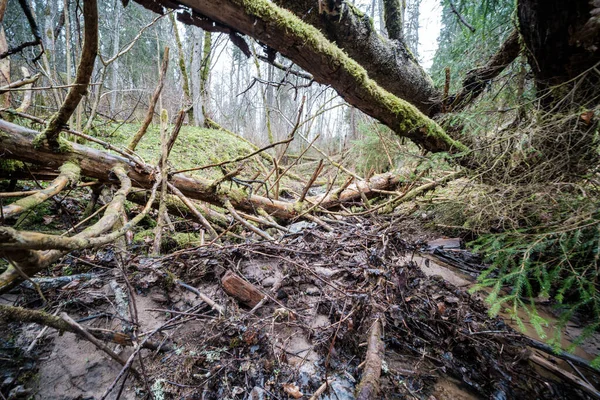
top-left (95, 123), bottom-right (269, 181)
top-left (133, 229), bottom-right (202, 252)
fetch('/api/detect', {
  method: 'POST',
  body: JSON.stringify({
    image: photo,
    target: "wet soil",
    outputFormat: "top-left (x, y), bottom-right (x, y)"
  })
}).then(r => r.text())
top-left (1, 217), bottom-right (599, 399)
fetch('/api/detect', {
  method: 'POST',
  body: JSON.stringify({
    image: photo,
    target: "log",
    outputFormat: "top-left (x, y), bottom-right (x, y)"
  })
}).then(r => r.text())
top-left (356, 317), bottom-right (384, 400)
top-left (221, 270), bottom-right (264, 308)
top-left (0, 119), bottom-right (403, 220)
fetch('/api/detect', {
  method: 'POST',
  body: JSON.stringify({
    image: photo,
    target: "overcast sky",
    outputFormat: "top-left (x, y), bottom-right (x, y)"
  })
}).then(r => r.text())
top-left (418, 0), bottom-right (442, 69)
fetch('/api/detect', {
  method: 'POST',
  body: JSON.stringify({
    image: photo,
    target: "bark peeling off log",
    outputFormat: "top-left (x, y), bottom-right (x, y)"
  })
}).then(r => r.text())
top-left (221, 270), bottom-right (264, 308)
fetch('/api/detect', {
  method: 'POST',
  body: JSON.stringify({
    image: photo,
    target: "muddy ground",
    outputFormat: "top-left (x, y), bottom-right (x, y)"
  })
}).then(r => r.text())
top-left (1, 217), bottom-right (599, 399)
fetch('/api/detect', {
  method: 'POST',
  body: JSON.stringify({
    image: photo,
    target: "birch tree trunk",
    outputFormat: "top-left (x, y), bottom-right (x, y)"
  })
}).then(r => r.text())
top-left (109, 0), bottom-right (122, 115)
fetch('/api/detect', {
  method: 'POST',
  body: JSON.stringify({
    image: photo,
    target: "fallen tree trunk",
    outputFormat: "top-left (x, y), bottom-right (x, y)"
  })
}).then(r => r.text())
top-left (0, 164), bottom-right (133, 293)
top-left (134, 0), bottom-right (467, 153)
top-left (0, 119), bottom-right (405, 220)
top-left (274, 0), bottom-right (439, 116)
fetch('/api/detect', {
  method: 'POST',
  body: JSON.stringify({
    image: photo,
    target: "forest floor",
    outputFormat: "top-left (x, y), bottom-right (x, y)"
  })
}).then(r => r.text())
top-left (2, 215), bottom-right (600, 400)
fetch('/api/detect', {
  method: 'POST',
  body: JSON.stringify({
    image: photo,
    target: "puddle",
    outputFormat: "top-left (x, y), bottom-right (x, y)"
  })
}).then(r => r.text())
top-left (407, 252), bottom-right (600, 362)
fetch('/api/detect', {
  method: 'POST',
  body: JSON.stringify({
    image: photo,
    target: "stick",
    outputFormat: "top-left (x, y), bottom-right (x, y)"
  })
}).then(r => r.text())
top-left (224, 200), bottom-right (274, 241)
top-left (60, 313), bottom-right (138, 375)
top-left (356, 317), bottom-right (384, 400)
top-left (167, 182), bottom-right (220, 241)
top-left (529, 354), bottom-right (600, 399)
top-left (299, 160), bottom-right (324, 203)
top-left (309, 378), bottom-right (334, 400)
top-left (176, 279), bottom-right (224, 315)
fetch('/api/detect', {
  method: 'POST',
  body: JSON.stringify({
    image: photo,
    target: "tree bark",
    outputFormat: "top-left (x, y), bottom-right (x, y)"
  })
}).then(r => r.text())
top-left (518, 0), bottom-right (600, 106)
top-left (0, 119), bottom-right (405, 220)
top-left (136, 0), bottom-right (466, 153)
top-left (0, 0), bottom-right (10, 108)
top-left (382, 0), bottom-right (404, 41)
top-left (274, 0), bottom-right (438, 116)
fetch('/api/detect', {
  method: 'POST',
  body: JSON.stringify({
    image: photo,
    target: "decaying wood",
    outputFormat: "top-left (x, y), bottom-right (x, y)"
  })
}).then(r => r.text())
top-left (127, 47), bottom-right (169, 153)
top-left (16, 67), bottom-right (35, 112)
top-left (17, 273), bottom-right (96, 291)
top-left (40, 0), bottom-right (98, 148)
top-left (1, 161), bottom-right (80, 219)
top-left (0, 120), bottom-right (408, 220)
top-left (529, 354), bottom-right (600, 399)
top-left (0, 304), bottom-right (164, 354)
top-left (221, 270), bottom-right (264, 308)
top-left (0, 71), bottom-right (40, 94)
top-left (60, 312), bottom-right (133, 372)
top-left (356, 317), bottom-right (384, 400)
top-left (0, 165), bottom-right (139, 293)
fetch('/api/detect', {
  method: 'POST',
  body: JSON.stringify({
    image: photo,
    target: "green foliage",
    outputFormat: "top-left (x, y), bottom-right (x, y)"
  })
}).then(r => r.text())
top-left (350, 122), bottom-right (399, 176)
top-left (470, 214), bottom-right (600, 364)
top-left (431, 0), bottom-right (515, 89)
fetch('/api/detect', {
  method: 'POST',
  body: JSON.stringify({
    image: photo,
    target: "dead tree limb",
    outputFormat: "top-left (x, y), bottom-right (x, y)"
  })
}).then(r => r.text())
top-left (0, 72), bottom-right (40, 94)
top-left (1, 161), bottom-right (80, 219)
top-left (448, 0), bottom-right (476, 33)
top-left (40, 0), bottom-right (98, 148)
top-left (451, 30), bottom-right (520, 110)
top-left (224, 199), bottom-right (274, 241)
top-left (167, 182), bottom-right (220, 240)
top-left (356, 317), bottom-right (384, 400)
top-left (0, 120), bottom-right (403, 220)
top-left (0, 165), bottom-right (144, 293)
top-left (127, 47), bottom-right (170, 153)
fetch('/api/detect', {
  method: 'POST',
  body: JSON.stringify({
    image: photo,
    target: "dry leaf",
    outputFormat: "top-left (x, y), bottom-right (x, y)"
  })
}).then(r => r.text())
top-left (580, 110), bottom-right (594, 125)
top-left (282, 383), bottom-right (303, 399)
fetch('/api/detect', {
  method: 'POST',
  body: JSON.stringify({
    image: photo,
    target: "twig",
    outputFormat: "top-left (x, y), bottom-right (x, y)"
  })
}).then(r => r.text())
top-left (299, 160), bottom-right (324, 203)
top-left (224, 200), bottom-right (274, 241)
top-left (172, 135), bottom-right (295, 175)
top-left (176, 279), bottom-right (225, 315)
top-left (167, 182), bottom-right (220, 241)
top-left (309, 378), bottom-right (335, 400)
top-left (448, 0), bottom-right (476, 33)
top-left (60, 313), bottom-right (138, 376)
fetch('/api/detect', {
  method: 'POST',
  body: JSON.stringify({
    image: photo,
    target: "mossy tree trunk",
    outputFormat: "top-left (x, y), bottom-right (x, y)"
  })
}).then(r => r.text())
top-left (135, 0), bottom-right (466, 153)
